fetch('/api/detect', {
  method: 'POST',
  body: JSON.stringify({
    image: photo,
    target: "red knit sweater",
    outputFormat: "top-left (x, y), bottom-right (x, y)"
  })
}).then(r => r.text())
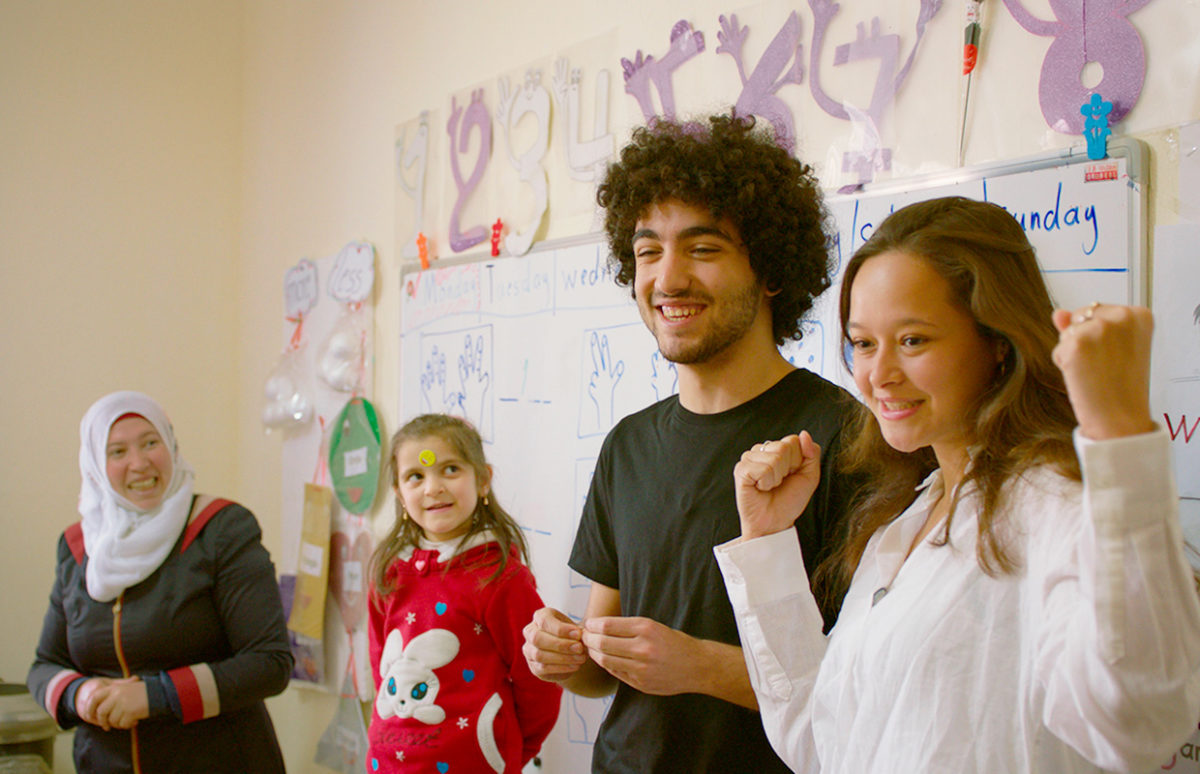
top-left (367, 539), bottom-right (562, 773)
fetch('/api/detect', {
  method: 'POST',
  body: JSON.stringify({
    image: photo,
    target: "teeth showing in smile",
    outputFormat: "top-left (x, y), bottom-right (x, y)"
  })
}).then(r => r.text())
top-left (128, 479), bottom-right (157, 491)
top-left (661, 306), bottom-right (699, 321)
top-left (882, 400), bottom-right (921, 411)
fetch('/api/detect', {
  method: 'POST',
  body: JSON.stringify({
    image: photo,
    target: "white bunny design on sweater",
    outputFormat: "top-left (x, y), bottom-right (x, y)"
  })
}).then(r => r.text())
top-left (374, 628), bottom-right (459, 724)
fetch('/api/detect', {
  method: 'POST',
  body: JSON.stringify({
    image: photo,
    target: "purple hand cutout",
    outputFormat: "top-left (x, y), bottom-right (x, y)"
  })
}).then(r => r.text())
top-left (622, 20), bottom-right (706, 122)
top-left (717, 11), bottom-right (806, 153)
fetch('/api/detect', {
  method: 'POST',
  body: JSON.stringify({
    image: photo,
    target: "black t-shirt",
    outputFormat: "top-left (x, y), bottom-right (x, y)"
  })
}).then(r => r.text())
top-left (569, 368), bottom-right (856, 773)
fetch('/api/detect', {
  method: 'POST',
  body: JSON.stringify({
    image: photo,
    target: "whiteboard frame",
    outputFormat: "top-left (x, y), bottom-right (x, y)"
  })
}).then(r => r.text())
top-left (402, 139), bottom-right (1150, 307)
top-left (825, 137), bottom-right (1150, 307)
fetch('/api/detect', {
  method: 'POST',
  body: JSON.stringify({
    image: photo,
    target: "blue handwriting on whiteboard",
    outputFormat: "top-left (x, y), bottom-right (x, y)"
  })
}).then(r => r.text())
top-left (485, 262), bottom-right (552, 303)
top-left (650, 351), bottom-right (679, 400)
top-left (985, 180), bottom-right (1099, 255)
top-left (560, 249), bottom-right (616, 290)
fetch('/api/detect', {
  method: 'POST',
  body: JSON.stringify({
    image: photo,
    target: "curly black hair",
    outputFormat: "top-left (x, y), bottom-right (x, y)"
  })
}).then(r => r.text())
top-left (596, 113), bottom-right (832, 344)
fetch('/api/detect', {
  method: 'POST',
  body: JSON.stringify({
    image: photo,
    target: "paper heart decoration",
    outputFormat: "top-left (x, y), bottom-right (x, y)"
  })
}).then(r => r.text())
top-left (329, 530), bottom-right (372, 629)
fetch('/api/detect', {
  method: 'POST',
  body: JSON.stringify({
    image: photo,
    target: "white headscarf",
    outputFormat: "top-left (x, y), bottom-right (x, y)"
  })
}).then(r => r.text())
top-left (78, 391), bottom-right (195, 602)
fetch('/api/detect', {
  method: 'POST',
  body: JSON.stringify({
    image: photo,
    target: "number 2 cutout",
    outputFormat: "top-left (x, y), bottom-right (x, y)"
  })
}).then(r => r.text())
top-left (447, 90), bottom-right (492, 253)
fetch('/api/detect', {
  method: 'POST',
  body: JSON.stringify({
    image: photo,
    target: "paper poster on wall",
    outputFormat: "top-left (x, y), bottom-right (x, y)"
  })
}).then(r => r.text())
top-left (1151, 222), bottom-right (1200, 500)
top-left (280, 245), bottom-right (377, 699)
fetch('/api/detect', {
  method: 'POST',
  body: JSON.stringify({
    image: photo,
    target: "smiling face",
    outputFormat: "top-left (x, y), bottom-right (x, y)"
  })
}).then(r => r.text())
top-left (632, 199), bottom-right (772, 367)
top-left (393, 434), bottom-right (488, 542)
top-left (105, 415), bottom-right (173, 511)
top-left (847, 250), bottom-right (1001, 474)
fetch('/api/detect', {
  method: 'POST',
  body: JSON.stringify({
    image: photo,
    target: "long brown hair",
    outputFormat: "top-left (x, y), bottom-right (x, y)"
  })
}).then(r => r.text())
top-left (814, 197), bottom-right (1080, 604)
top-left (369, 414), bottom-right (531, 598)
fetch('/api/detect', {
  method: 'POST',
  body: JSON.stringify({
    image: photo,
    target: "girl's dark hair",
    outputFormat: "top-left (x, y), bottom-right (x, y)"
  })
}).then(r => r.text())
top-left (369, 414), bottom-right (530, 598)
top-left (813, 196), bottom-right (1080, 606)
top-left (596, 112), bottom-right (832, 344)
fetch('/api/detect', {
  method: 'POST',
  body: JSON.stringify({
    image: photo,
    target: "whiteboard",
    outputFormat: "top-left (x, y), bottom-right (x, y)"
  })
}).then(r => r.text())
top-left (396, 139), bottom-right (1149, 772)
top-left (809, 136), bottom-right (1149, 393)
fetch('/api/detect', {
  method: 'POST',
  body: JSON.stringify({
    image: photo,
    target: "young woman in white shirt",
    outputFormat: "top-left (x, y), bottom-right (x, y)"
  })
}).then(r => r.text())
top-left (717, 195), bottom-right (1200, 774)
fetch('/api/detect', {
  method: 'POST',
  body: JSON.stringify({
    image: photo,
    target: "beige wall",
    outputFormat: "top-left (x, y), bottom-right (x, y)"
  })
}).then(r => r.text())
top-left (0, 1), bottom-right (244, 770)
top-left (4, 1), bottom-right (1199, 772)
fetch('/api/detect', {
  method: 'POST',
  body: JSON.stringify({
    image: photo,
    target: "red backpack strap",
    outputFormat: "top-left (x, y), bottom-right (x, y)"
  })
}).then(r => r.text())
top-left (180, 498), bottom-right (235, 553)
top-left (65, 522), bottom-right (85, 564)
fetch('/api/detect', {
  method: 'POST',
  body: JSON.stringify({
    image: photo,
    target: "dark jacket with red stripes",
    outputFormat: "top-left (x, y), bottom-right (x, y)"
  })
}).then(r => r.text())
top-left (27, 497), bottom-right (292, 773)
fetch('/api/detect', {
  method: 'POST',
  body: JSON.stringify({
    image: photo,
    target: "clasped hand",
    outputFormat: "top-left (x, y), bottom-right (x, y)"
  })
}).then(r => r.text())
top-left (579, 615), bottom-right (702, 696)
top-left (522, 607), bottom-right (702, 695)
top-left (76, 676), bottom-right (149, 731)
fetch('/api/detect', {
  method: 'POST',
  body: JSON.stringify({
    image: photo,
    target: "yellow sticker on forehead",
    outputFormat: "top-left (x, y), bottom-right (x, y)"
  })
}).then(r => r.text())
top-left (418, 449), bottom-right (436, 467)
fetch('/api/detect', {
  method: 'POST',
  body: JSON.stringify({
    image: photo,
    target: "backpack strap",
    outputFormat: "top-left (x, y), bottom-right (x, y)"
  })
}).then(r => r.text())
top-left (65, 522), bottom-right (85, 564)
top-left (180, 497), bottom-right (235, 553)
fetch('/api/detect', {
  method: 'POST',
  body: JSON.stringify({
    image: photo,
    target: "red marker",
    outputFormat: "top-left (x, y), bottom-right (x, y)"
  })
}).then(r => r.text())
top-left (958, 0), bottom-right (985, 166)
top-left (963, 0), bottom-right (982, 75)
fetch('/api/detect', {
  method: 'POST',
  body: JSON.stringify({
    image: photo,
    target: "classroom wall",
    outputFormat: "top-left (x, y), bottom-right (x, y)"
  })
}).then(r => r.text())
top-left (0, 2), bottom-right (245, 771)
top-left (3, 1), bottom-right (1199, 772)
top-left (234, 1), bottom-right (1200, 770)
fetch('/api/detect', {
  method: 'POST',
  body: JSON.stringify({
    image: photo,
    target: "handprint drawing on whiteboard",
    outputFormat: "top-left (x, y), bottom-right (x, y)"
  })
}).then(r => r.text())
top-left (650, 351), bottom-right (679, 401)
top-left (578, 323), bottom-right (658, 438)
top-left (586, 332), bottom-right (626, 431)
top-left (419, 327), bottom-right (494, 439)
top-left (455, 333), bottom-right (492, 428)
top-left (419, 345), bottom-right (456, 413)
top-left (568, 694), bottom-right (613, 746)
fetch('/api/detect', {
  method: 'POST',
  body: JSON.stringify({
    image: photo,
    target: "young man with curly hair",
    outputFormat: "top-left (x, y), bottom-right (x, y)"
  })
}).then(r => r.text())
top-left (522, 114), bottom-right (857, 772)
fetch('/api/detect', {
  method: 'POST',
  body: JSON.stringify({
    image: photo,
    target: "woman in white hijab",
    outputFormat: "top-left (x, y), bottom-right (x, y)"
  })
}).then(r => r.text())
top-left (27, 391), bottom-right (292, 774)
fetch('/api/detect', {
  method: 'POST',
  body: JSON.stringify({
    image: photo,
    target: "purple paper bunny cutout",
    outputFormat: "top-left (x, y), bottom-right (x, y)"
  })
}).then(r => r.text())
top-left (1002, 0), bottom-right (1152, 134)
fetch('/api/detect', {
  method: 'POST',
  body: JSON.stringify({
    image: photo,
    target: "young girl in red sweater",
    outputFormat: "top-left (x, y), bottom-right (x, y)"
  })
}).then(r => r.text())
top-left (367, 414), bottom-right (561, 772)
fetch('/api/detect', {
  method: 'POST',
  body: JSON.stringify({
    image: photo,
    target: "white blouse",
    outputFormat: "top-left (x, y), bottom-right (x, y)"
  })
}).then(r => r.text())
top-left (716, 429), bottom-right (1200, 773)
